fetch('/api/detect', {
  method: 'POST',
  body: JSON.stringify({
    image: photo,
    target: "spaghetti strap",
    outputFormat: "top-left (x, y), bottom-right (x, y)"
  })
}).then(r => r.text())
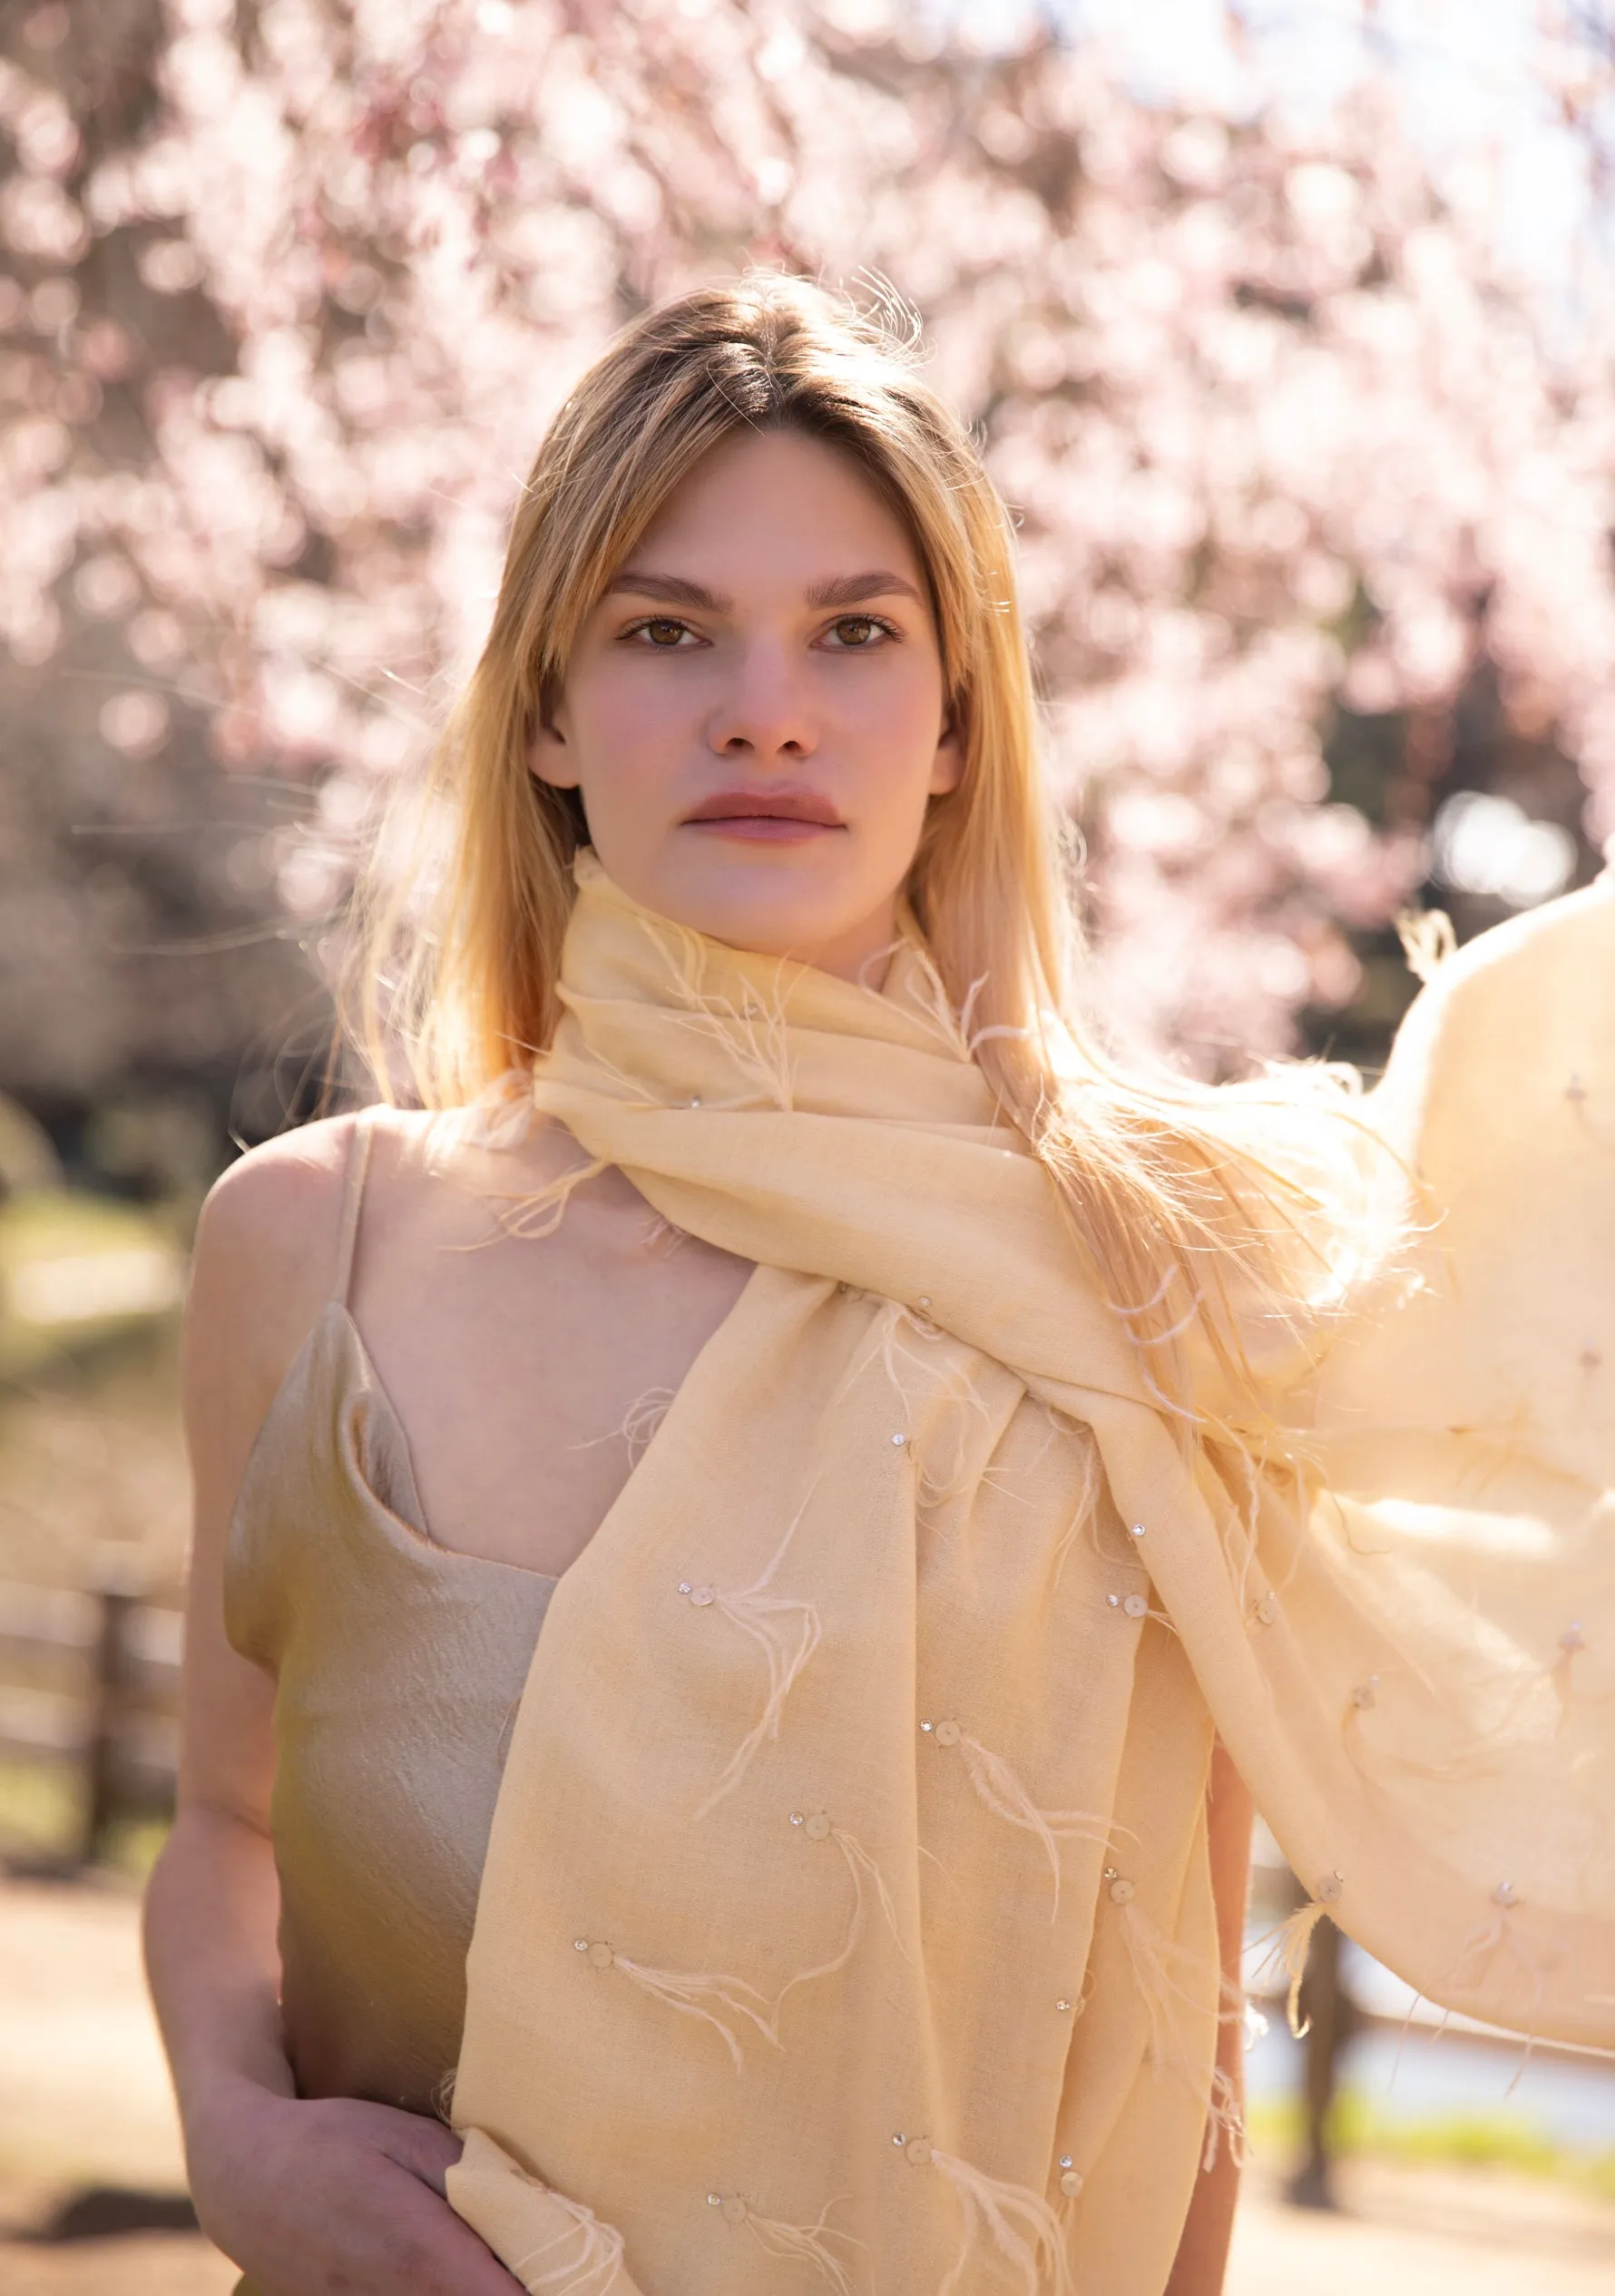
top-left (332, 1108), bottom-right (377, 1307)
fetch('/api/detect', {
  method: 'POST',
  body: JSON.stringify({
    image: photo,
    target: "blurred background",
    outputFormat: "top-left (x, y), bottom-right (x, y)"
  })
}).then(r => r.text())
top-left (3, 0), bottom-right (1614, 2288)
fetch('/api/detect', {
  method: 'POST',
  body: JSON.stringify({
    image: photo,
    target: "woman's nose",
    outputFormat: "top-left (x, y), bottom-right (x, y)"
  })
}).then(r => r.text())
top-left (703, 636), bottom-right (818, 760)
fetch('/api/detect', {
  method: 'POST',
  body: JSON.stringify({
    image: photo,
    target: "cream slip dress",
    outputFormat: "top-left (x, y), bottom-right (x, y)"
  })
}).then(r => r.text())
top-left (222, 1114), bottom-right (559, 2294)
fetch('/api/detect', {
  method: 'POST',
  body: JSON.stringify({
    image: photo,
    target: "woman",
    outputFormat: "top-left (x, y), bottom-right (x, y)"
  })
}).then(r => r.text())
top-left (145, 277), bottom-right (1615, 2296)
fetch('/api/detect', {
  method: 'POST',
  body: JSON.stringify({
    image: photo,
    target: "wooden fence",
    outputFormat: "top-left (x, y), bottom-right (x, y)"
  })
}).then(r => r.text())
top-left (0, 1573), bottom-right (181, 1866)
top-left (5, 1575), bottom-right (1595, 2204)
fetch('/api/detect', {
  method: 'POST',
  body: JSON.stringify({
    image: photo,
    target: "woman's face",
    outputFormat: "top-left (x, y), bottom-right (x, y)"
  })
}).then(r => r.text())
top-left (531, 427), bottom-right (962, 983)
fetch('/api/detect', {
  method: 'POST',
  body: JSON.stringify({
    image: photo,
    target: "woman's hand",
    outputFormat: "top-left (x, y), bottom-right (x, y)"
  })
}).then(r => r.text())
top-left (189, 2077), bottom-right (528, 2295)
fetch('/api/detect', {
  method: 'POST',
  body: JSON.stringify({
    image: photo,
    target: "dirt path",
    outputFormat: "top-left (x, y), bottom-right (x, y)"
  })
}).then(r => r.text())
top-left (4, 1869), bottom-right (1612, 2294)
top-left (1228, 2155), bottom-right (1615, 2295)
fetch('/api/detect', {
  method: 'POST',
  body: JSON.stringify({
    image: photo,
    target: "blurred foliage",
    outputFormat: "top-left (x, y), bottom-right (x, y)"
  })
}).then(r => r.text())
top-left (0, 1751), bottom-right (166, 1877)
top-left (1247, 2093), bottom-right (1615, 2203)
top-left (0, 1189), bottom-right (183, 1380)
top-left (1, 0), bottom-right (1613, 1153)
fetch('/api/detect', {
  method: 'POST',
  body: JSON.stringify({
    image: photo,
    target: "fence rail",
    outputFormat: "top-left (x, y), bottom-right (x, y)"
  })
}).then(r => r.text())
top-left (0, 1573), bottom-right (181, 1864)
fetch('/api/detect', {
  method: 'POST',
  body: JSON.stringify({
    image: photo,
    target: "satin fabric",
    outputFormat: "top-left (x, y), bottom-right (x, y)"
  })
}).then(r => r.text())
top-left (224, 1299), bottom-right (557, 2114)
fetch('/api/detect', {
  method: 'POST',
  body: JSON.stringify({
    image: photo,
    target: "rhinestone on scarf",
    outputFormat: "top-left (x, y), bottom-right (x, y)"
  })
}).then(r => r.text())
top-left (892, 2132), bottom-right (907, 2147)
top-left (1106, 1594), bottom-right (1121, 1608)
top-left (788, 1811), bottom-right (805, 1826)
top-left (707, 2192), bottom-right (722, 2206)
top-left (891, 1432), bottom-right (907, 1447)
top-left (919, 1720), bottom-right (934, 1733)
top-left (677, 1581), bottom-right (692, 1595)
top-left (1129, 1522), bottom-right (1147, 1539)
top-left (689, 1096), bottom-right (701, 1108)
top-left (1102, 1865), bottom-right (1119, 1881)
top-left (1059, 2154), bottom-right (1073, 2170)
top-left (573, 1938), bottom-right (589, 1951)
top-left (1055, 1997), bottom-right (1073, 2013)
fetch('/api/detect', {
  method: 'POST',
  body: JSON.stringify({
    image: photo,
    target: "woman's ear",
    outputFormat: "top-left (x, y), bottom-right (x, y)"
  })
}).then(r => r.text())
top-left (528, 712), bottom-right (581, 791)
top-left (928, 712), bottom-right (964, 797)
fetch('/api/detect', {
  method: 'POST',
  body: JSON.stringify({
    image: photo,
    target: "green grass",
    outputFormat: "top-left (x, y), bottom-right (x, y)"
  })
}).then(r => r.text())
top-left (0, 1753), bottom-right (83, 1862)
top-left (1247, 2094), bottom-right (1615, 2201)
top-left (0, 1754), bottom-right (170, 1880)
top-left (0, 1189), bottom-right (184, 1382)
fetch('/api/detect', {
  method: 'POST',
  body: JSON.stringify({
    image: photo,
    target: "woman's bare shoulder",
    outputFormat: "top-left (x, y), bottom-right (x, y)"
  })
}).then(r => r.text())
top-left (198, 1113), bottom-right (359, 1294)
top-left (189, 1105), bottom-right (530, 1368)
top-left (187, 1110), bottom-right (434, 1407)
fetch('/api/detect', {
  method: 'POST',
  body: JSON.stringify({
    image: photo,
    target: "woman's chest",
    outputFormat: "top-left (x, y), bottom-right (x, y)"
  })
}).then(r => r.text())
top-left (349, 1153), bottom-right (755, 1575)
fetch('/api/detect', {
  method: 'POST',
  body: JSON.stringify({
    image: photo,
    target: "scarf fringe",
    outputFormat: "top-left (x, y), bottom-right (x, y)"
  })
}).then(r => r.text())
top-left (833, 1823), bottom-right (905, 1956)
top-left (1341, 1686), bottom-right (1526, 1788)
top-left (1258, 1895), bottom-right (1334, 2039)
top-left (930, 2148), bottom-right (1076, 2296)
top-left (775, 1824), bottom-right (900, 2007)
top-left (1446, 1895), bottom-right (1547, 2049)
top-left (494, 1156), bottom-right (612, 1242)
top-left (656, 923), bottom-right (796, 1108)
top-left (1201, 2065), bottom-right (1248, 2174)
top-left (506, 2187), bottom-right (627, 2295)
top-left (695, 1591), bottom-right (823, 1820)
top-left (1046, 1436), bottom-right (1101, 1585)
top-left (611, 1820), bottom-right (903, 2074)
top-left (695, 1484), bottom-right (824, 1820)
top-left (1111, 1900), bottom-right (1248, 2172)
top-left (609, 1950), bottom-right (781, 2075)
top-left (573, 1387), bottom-right (675, 1465)
top-left (957, 1732), bottom-right (1121, 1920)
top-left (833, 1297), bottom-right (988, 1433)
top-left (738, 2199), bottom-right (861, 2293)
top-left (1450, 1917), bottom-right (1546, 2099)
top-left (1116, 1899), bottom-right (1214, 2064)
top-left (620, 1388), bottom-right (675, 1461)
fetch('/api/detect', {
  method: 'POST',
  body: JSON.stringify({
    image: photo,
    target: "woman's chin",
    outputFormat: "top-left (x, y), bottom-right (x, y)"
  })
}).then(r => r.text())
top-left (663, 882), bottom-right (889, 974)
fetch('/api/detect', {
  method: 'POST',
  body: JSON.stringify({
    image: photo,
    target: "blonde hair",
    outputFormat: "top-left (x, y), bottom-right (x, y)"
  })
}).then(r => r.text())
top-left (361, 274), bottom-right (1373, 1423)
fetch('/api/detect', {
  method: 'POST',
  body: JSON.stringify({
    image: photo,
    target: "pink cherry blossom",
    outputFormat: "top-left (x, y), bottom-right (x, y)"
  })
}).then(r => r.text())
top-left (5, 2), bottom-right (1614, 1077)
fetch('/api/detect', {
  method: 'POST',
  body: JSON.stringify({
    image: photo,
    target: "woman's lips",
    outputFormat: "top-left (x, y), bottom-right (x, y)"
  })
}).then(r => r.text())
top-left (684, 814), bottom-right (842, 842)
top-left (681, 790), bottom-right (846, 843)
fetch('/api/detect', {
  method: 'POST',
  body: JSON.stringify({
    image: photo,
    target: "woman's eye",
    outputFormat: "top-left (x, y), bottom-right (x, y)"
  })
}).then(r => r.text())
top-left (823, 614), bottom-right (893, 649)
top-left (628, 618), bottom-right (695, 649)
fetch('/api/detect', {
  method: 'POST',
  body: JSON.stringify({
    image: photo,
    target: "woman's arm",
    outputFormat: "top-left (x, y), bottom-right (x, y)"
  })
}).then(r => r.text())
top-left (143, 1122), bottom-right (524, 2296)
top-left (1164, 1741), bottom-right (1254, 2296)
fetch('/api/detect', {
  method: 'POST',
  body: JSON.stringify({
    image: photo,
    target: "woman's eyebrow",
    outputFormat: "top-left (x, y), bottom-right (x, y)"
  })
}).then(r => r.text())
top-left (605, 571), bottom-right (732, 611)
top-left (605, 568), bottom-right (925, 613)
top-left (806, 571), bottom-right (925, 608)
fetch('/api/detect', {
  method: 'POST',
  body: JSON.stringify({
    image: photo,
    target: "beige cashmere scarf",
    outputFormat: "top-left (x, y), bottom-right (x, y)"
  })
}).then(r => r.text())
top-left (446, 856), bottom-right (1615, 2296)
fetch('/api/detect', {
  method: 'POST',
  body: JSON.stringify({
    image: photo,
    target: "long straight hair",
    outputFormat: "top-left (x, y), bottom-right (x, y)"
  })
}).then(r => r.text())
top-left (357, 275), bottom-right (1374, 1426)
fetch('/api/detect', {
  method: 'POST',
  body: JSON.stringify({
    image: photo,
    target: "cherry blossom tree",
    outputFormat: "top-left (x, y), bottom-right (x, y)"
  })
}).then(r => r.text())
top-left (5, 0), bottom-right (1614, 1125)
